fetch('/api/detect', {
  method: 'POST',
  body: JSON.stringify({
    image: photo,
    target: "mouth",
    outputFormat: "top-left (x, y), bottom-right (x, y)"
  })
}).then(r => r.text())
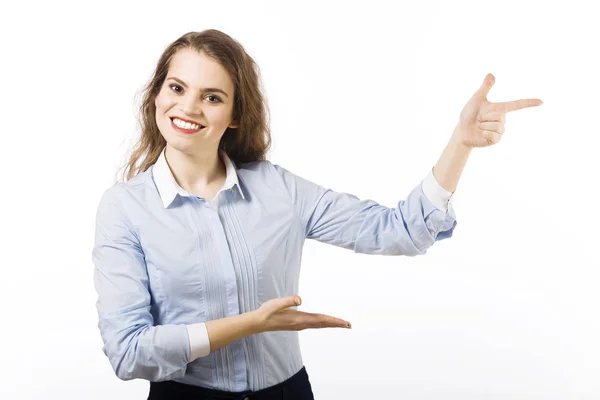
top-left (170, 117), bottom-right (205, 134)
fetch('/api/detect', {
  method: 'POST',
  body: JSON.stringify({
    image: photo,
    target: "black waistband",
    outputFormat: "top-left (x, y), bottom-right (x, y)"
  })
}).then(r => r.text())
top-left (148, 366), bottom-right (312, 400)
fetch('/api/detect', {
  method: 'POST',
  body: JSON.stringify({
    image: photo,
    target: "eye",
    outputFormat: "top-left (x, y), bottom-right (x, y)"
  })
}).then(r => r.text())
top-left (206, 95), bottom-right (222, 103)
top-left (169, 84), bottom-right (183, 93)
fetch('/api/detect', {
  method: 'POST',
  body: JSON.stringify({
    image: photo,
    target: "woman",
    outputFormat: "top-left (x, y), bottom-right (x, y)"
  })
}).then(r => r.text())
top-left (92, 29), bottom-right (542, 399)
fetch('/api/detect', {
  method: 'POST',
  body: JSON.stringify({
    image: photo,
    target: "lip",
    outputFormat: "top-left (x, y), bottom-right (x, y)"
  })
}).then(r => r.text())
top-left (170, 117), bottom-right (205, 134)
top-left (170, 116), bottom-right (204, 125)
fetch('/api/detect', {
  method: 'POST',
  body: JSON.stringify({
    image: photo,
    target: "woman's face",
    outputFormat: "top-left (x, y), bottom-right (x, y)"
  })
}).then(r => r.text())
top-left (154, 48), bottom-right (237, 156)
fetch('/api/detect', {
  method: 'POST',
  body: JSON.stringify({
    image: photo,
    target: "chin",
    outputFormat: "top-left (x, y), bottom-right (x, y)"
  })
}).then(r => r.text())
top-left (165, 139), bottom-right (196, 155)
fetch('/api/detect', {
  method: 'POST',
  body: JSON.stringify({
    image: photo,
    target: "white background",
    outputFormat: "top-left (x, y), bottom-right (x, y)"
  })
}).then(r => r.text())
top-left (1, 0), bottom-right (598, 398)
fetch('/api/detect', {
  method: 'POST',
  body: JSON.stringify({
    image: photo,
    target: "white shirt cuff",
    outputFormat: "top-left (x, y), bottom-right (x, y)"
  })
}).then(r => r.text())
top-left (187, 323), bottom-right (211, 361)
top-left (422, 167), bottom-right (454, 213)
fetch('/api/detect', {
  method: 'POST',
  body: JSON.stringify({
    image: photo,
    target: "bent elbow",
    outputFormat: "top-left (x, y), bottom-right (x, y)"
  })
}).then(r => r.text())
top-left (109, 349), bottom-right (139, 381)
top-left (106, 342), bottom-right (187, 382)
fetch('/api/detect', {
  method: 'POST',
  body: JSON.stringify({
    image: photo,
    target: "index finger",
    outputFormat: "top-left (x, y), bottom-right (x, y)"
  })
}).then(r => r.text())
top-left (312, 313), bottom-right (351, 329)
top-left (493, 98), bottom-right (543, 113)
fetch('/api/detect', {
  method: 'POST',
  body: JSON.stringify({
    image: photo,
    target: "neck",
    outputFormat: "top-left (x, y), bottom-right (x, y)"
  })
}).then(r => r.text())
top-left (164, 144), bottom-right (226, 190)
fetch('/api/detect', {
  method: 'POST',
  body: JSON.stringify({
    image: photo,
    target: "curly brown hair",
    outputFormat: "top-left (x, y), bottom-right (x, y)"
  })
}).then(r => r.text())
top-left (117, 30), bottom-right (271, 182)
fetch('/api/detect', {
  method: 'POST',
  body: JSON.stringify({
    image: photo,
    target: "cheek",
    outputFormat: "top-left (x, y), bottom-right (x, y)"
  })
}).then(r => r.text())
top-left (209, 106), bottom-right (234, 125)
top-left (155, 91), bottom-right (174, 112)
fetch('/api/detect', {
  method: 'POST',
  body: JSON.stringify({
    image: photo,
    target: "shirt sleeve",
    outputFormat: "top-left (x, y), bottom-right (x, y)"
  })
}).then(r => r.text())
top-left (271, 164), bottom-right (457, 256)
top-left (421, 167), bottom-right (454, 213)
top-left (187, 323), bottom-right (211, 361)
top-left (92, 184), bottom-right (191, 382)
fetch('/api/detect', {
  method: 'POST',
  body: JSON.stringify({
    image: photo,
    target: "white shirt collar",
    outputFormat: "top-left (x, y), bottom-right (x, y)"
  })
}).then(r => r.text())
top-left (151, 147), bottom-right (245, 208)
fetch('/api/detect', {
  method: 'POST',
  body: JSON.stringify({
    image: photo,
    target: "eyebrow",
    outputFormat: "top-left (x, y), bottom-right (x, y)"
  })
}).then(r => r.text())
top-left (166, 76), bottom-right (229, 98)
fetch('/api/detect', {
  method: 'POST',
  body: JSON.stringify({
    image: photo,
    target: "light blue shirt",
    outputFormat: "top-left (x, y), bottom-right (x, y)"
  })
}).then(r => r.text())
top-left (92, 147), bottom-right (457, 391)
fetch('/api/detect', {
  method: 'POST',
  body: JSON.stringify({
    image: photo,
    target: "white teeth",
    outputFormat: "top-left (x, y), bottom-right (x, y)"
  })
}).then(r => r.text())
top-left (173, 118), bottom-right (201, 130)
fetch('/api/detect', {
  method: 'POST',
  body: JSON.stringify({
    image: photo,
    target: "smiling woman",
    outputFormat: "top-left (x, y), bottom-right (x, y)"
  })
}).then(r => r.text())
top-left (90, 28), bottom-right (505, 400)
top-left (154, 50), bottom-right (236, 151)
top-left (119, 30), bottom-right (271, 185)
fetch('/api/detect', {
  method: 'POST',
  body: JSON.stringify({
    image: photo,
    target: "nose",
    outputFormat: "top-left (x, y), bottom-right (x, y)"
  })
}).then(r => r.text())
top-left (180, 93), bottom-right (203, 117)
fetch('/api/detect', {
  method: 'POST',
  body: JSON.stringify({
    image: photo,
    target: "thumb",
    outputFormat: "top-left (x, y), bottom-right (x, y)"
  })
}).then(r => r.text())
top-left (290, 295), bottom-right (302, 306)
top-left (281, 295), bottom-right (302, 310)
top-left (476, 73), bottom-right (495, 100)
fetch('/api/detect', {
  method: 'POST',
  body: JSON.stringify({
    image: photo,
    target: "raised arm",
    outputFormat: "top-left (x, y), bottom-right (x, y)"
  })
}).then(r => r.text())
top-left (268, 75), bottom-right (542, 257)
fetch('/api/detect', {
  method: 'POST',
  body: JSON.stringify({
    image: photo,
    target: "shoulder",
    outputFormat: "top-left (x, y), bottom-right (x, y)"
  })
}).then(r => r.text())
top-left (236, 160), bottom-right (303, 194)
top-left (236, 159), bottom-right (295, 180)
top-left (236, 159), bottom-right (273, 173)
top-left (96, 169), bottom-right (153, 215)
top-left (236, 159), bottom-right (324, 204)
top-left (237, 159), bottom-right (278, 181)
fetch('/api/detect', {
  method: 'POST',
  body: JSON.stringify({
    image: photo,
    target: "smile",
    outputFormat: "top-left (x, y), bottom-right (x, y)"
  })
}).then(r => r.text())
top-left (170, 117), bottom-right (205, 134)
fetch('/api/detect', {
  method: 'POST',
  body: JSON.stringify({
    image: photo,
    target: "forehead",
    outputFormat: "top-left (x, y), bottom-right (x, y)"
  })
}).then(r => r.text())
top-left (167, 48), bottom-right (234, 92)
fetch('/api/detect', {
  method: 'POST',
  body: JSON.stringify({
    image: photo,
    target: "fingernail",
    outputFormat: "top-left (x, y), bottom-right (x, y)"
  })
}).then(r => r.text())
top-left (295, 298), bottom-right (301, 305)
top-left (346, 323), bottom-right (352, 329)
